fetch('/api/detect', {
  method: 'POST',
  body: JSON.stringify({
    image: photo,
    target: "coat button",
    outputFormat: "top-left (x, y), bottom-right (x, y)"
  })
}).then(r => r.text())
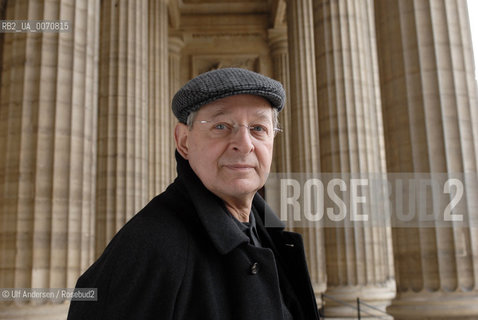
top-left (250, 262), bottom-right (260, 275)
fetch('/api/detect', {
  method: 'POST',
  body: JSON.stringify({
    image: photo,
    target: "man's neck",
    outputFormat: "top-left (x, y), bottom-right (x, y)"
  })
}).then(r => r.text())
top-left (223, 199), bottom-right (252, 223)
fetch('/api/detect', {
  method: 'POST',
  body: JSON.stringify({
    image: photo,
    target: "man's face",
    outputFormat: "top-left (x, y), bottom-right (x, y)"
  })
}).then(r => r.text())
top-left (175, 94), bottom-right (275, 203)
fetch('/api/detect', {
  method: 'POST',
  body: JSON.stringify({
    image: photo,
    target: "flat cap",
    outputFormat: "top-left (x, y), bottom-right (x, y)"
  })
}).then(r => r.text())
top-left (172, 68), bottom-right (286, 123)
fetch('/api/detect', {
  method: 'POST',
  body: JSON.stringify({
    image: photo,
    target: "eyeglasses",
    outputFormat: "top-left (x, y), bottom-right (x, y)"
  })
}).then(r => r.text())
top-left (195, 119), bottom-right (282, 140)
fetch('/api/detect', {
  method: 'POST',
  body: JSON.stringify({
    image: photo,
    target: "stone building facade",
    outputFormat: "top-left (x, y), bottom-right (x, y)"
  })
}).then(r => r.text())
top-left (0, 0), bottom-right (477, 319)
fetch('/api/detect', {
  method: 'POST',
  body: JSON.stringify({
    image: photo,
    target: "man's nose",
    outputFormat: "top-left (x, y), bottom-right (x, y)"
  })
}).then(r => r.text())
top-left (230, 125), bottom-right (254, 153)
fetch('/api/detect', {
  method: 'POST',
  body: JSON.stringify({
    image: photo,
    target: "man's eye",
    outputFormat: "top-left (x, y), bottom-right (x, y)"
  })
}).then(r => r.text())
top-left (251, 125), bottom-right (266, 132)
top-left (213, 123), bottom-right (228, 130)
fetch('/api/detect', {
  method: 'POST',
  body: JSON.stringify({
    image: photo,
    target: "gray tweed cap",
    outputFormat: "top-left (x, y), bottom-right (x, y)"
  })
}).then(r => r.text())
top-left (172, 67), bottom-right (286, 123)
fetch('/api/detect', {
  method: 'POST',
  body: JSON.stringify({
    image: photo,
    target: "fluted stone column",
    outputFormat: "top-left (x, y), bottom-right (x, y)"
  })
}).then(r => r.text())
top-left (286, 0), bottom-right (326, 304)
top-left (96, 0), bottom-right (149, 254)
top-left (0, 0), bottom-right (100, 319)
top-left (313, 0), bottom-right (395, 317)
top-left (268, 27), bottom-right (292, 174)
top-left (149, 0), bottom-right (171, 197)
top-left (376, 0), bottom-right (478, 318)
top-left (168, 35), bottom-right (184, 180)
top-left (266, 27), bottom-right (296, 229)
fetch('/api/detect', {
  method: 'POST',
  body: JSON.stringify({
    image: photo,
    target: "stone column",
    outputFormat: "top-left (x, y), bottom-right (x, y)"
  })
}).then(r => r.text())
top-left (0, 0), bottom-right (100, 319)
top-left (168, 35), bottom-right (184, 181)
top-left (95, 0), bottom-right (149, 254)
top-left (285, 0), bottom-right (326, 304)
top-left (313, 0), bottom-right (395, 317)
top-left (264, 27), bottom-right (294, 233)
top-left (268, 27), bottom-right (291, 174)
top-left (375, 0), bottom-right (478, 318)
top-left (266, 27), bottom-right (295, 229)
top-left (149, 0), bottom-right (172, 197)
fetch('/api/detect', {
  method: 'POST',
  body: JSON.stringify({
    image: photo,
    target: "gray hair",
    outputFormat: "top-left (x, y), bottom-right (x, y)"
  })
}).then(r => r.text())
top-left (186, 108), bottom-right (280, 133)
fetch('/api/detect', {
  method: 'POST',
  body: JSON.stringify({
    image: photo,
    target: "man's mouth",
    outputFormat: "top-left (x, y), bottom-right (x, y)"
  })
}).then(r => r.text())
top-left (224, 164), bottom-right (255, 170)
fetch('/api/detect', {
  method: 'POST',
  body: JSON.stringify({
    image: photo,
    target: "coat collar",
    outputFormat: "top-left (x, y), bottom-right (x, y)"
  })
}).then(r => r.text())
top-left (175, 151), bottom-right (285, 255)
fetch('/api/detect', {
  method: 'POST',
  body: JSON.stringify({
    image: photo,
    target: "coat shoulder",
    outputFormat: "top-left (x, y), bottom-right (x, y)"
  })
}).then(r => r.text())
top-left (68, 184), bottom-right (195, 320)
top-left (114, 186), bottom-right (194, 255)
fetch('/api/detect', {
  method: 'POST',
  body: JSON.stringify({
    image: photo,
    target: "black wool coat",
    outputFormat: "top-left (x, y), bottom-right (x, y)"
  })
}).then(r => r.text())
top-left (68, 153), bottom-right (320, 320)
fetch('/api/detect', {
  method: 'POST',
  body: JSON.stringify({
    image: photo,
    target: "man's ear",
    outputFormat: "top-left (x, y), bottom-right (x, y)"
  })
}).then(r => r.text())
top-left (175, 123), bottom-right (189, 159)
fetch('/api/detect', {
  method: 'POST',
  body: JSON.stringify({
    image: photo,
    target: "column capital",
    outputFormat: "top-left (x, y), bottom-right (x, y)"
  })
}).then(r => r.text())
top-left (267, 27), bottom-right (288, 55)
top-left (168, 34), bottom-right (184, 55)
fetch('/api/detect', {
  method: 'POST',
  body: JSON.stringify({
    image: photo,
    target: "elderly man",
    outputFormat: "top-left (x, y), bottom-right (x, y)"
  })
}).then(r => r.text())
top-left (68, 68), bottom-right (320, 320)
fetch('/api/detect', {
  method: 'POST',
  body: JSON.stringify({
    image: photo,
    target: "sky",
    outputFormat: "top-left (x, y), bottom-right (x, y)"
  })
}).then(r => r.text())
top-left (469, 0), bottom-right (478, 80)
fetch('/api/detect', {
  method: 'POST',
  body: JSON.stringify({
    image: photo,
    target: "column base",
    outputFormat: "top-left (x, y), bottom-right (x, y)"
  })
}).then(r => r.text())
top-left (313, 280), bottom-right (327, 306)
top-left (0, 302), bottom-right (69, 320)
top-left (321, 281), bottom-right (396, 319)
top-left (387, 291), bottom-right (478, 320)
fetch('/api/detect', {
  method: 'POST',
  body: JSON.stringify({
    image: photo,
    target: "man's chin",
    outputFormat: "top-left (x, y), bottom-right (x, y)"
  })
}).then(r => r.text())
top-left (224, 181), bottom-right (261, 196)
